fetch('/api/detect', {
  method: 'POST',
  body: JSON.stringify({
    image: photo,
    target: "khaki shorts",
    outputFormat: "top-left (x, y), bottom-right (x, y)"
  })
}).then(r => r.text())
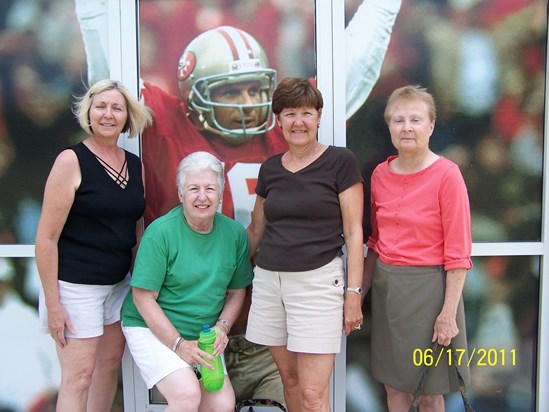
top-left (246, 256), bottom-right (345, 354)
top-left (225, 334), bottom-right (284, 403)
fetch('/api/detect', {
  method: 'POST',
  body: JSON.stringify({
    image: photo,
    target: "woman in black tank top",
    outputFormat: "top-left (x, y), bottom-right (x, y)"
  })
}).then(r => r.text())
top-left (35, 80), bottom-right (152, 411)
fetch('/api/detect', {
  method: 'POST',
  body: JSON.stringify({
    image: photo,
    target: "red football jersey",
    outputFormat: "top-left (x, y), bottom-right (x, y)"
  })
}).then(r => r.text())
top-left (141, 82), bottom-right (289, 226)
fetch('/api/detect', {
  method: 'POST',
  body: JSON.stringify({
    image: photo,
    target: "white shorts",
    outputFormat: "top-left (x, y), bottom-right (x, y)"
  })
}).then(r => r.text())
top-left (122, 326), bottom-right (228, 389)
top-left (246, 256), bottom-right (345, 354)
top-left (39, 274), bottom-right (130, 339)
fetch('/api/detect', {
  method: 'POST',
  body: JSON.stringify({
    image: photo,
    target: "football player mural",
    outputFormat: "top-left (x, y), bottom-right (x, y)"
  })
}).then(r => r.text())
top-left (143, 26), bottom-right (283, 226)
top-left (76, 0), bottom-right (401, 227)
top-left (75, 0), bottom-right (401, 405)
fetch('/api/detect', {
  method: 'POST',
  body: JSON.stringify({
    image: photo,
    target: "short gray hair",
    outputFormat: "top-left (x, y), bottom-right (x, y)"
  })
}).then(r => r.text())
top-left (384, 84), bottom-right (436, 124)
top-left (176, 151), bottom-right (225, 194)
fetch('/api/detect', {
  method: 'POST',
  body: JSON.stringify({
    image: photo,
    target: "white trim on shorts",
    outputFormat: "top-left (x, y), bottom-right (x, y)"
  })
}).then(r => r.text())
top-left (122, 326), bottom-right (228, 389)
top-left (38, 273), bottom-right (130, 339)
top-left (246, 256), bottom-right (345, 353)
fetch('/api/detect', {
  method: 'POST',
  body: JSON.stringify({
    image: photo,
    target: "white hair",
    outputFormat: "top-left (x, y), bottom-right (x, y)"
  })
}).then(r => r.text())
top-left (176, 151), bottom-right (225, 194)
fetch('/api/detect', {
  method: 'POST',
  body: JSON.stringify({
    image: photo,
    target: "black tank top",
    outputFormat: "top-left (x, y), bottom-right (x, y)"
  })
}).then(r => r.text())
top-left (58, 142), bottom-right (145, 285)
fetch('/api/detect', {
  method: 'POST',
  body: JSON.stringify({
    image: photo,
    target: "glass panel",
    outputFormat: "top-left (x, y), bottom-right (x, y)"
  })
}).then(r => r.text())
top-left (139, 0), bottom-right (316, 229)
top-left (0, 257), bottom-right (62, 410)
top-left (346, 256), bottom-right (539, 412)
top-left (0, 0), bottom-right (88, 245)
top-left (346, 0), bottom-right (546, 242)
top-left (138, 0), bottom-right (316, 404)
top-left (0, 256), bottom-right (126, 410)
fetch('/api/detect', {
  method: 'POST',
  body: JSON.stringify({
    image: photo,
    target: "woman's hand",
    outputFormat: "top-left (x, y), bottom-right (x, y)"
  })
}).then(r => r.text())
top-left (176, 339), bottom-right (214, 369)
top-left (47, 303), bottom-right (75, 347)
top-left (212, 326), bottom-right (230, 356)
top-left (432, 311), bottom-right (459, 346)
top-left (433, 268), bottom-right (467, 346)
top-left (343, 294), bottom-right (364, 336)
top-left (176, 338), bottom-right (228, 370)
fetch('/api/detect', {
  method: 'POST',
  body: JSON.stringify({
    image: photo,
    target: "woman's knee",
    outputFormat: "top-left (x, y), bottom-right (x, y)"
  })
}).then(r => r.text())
top-left (164, 385), bottom-right (201, 410)
top-left (278, 367), bottom-right (299, 389)
top-left (204, 398), bottom-right (235, 412)
top-left (420, 394), bottom-right (444, 410)
top-left (98, 326), bottom-right (126, 364)
top-left (96, 348), bottom-right (124, 371)
top-left (384, 385), bottom-right (413, 412)
top-left (300, 386), bottom-right (329, 410)
top-left (61, 361), bottom-right (95, 391)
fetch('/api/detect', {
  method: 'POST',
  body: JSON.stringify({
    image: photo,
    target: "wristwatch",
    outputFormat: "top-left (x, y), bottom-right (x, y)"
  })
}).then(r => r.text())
top-left (346, 287), bottom-right (364, 295)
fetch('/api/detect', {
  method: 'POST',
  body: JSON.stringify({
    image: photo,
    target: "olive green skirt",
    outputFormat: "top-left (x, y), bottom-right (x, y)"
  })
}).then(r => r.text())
top-left (371, 260), bottom-right (470, 394)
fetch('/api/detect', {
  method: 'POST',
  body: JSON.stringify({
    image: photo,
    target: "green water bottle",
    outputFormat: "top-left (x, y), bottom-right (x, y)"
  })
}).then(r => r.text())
top-left (198, 324), bottom-right (225, 391)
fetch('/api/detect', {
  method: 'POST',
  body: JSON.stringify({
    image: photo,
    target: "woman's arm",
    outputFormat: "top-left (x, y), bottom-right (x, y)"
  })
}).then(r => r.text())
top-left (434, 165), bottom-right (471, 345)
top-left (131, 217), bottom-right (144, 272)
top-left (363, 247), bottom-right (378, 295)
top-left (432, 268), bottom-right (467, 346)
top-left (214, 288), bottom-right (246, 353)
top-left (35, 149), bottom-right (81, 347)
top-left (246, 195), bottom-right (267, 259)
top-left (339, 182), bottom-right (364, 336)
top-left (131, 163), bottom-right (146, 272)
top-left (132, 287), bottom-right (214, 365)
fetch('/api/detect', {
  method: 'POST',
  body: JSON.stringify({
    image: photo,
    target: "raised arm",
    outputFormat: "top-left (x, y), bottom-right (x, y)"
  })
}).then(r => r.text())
top-left (74, 0), bottom-right (109, 85)
top-left (346, 0), bottom-right (401, 119)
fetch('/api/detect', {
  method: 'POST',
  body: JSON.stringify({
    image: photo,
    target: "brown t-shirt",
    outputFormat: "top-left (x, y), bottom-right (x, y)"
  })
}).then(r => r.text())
top-left (255, 146), bottom-right (363, 271)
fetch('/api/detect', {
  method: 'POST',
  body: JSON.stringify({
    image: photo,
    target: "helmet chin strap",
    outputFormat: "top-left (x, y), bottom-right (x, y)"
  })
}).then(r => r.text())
top-left (192, 101), bottom-right (275, 145)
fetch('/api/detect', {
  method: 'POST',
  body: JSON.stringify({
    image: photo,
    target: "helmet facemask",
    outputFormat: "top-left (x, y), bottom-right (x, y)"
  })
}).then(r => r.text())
top-left (188, 69), bottom-right (277, 144)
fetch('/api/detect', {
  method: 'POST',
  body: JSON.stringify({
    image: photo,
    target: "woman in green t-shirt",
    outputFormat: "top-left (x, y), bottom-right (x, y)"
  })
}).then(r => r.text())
top-left (121, 151), bottom-right (253, 411)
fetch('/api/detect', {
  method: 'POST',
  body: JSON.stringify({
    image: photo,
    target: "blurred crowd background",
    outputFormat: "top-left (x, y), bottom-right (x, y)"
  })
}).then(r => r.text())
top-left (1, 1), bottom-right (85, 408)
top-left (0, 0), bottom-right (545, 411)
top-left (346, 0), bottom-right (545, 411)
top-left (139, 0), bottom-right (316, 95)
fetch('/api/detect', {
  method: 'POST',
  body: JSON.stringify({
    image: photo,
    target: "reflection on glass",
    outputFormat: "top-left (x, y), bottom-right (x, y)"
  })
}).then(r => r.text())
top-left (138, 0), bottom-right (316, 229)
top-left (138, 0), bottom-right (315, 405)
top-left (0, 0), bottom-right (87, 245)
top-left (347, 0), bottom-right (545, 242)
top-left (0, 257), bottom-right (61, 410)
top-left (150, 386), bottom-right (167, 404)
top-left (346, 255), bottom-right (539, 412)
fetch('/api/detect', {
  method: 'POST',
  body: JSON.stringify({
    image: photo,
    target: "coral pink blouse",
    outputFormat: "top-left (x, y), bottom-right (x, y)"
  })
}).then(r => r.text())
top-left (366, 156), bottom-right (472, 271)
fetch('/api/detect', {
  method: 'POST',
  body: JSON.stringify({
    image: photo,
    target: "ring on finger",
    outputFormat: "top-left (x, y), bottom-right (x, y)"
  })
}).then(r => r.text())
top-left (354, 324), bottom-right (361, 330)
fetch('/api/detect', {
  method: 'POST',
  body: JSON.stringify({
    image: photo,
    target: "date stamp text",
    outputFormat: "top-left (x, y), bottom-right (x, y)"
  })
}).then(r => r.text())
top-left (413, 347), bottom-right (517, 367)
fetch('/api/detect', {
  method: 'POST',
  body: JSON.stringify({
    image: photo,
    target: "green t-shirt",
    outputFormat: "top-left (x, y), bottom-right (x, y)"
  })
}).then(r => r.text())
top-left (121, 206), bottom-right (253, 340)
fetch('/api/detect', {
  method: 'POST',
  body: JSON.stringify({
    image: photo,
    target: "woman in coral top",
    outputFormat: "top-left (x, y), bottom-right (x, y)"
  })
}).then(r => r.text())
top-left (363, 85), bottom-right (472, 412)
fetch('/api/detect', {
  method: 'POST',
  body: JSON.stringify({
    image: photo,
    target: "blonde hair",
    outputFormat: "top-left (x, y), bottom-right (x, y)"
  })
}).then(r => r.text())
top-left (73, 79), bottom-right (153, 137)
top-left (384, 85), bottom-right (436, 124)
